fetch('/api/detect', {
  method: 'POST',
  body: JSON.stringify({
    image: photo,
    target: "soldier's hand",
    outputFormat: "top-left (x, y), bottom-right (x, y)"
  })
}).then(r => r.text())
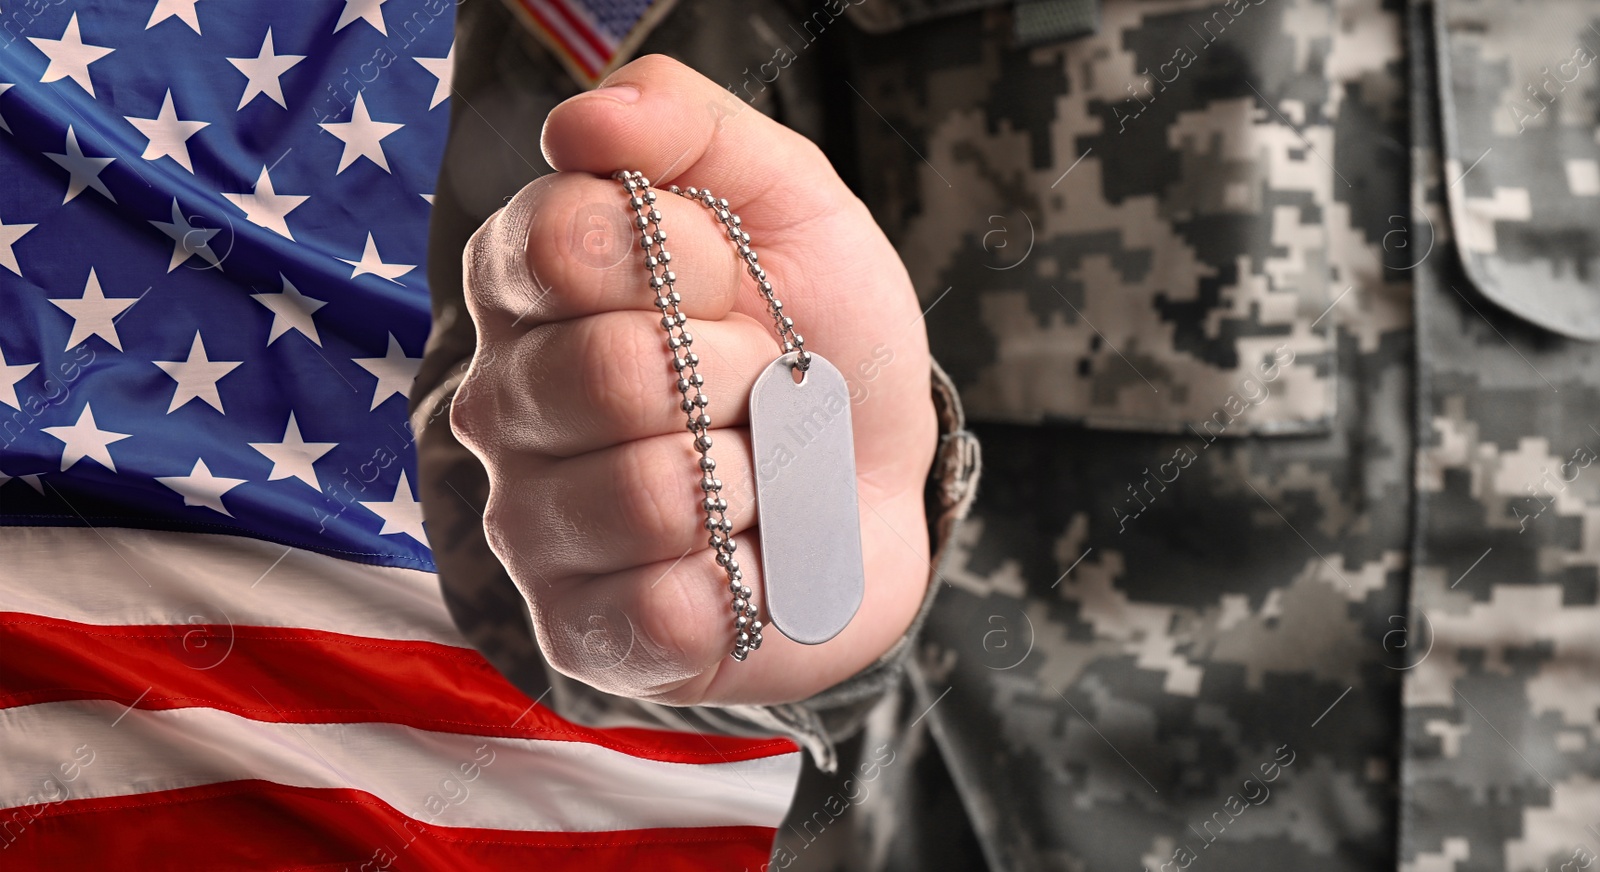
top-left (451, 55), bottom-right (937, 706)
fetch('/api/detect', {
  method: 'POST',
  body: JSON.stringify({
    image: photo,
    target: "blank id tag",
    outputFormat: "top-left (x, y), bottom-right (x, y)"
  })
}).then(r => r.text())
top-left (749, 352), bottom-right (865, 645)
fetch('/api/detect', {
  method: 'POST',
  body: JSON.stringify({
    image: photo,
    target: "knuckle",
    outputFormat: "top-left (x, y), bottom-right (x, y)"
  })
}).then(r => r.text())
top-left (451, 353), bottom-right (519, 457)
top-left (464, 174), bottom-right (558, 325)
top-left (450, 358), bottom-right (494, 456)
top-left (479, 487), bottom-right (522, 573)
top-left (453, 330), bottom-right (564, 456)
top-left (460, 231), bottom-right (498, 318)
top-left (480, 487), bottom-right (508, 545)
top-left (481, 464), bottom-right (573, 590)
top-left (537, 630), bottom-right (587, 680)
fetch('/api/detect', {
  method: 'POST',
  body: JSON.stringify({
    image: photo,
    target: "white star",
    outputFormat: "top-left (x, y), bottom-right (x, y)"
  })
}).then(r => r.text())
top-left (149, 199), bottom-right (222, 271)
top-left (414, 43), bottom-right (453, 109)
top-left (222, 166), bottom-right (308, 240)
top-left (251, 275), bottom-right (327, 346)
top-left (227, 29), bottom-right (305, 110)
top-left (360, 471), bottom-right (427, 544)
top-left (338, 233), bottom-right (415, 284)
top-left (45, 126), bottom-right (116, 204)
top-left (0, 83), bottom-right (13, 134)
top-left (125, 90), bottom-right (209, 172)
top-left (146, 0), bottom-right (204, 33)
top-left (249, 413), bottom-right (337, 490)
top-left (0, 209), bottom-right (36, 275)
top-left (28, 14), bottom-right (114, 97)
top-left (50, 268), bottom-right (138, 351)
top-left (153, 332), bottom-right (242, 414)
top-left (43, 404), bottom-right (130, 472)
top-left (318, 93), bottom-right (404, 173)
top-left (353, 333), bottom-right (421, 410)
top-left (0, 343), bottom-right (36, 410)
top-left (335, 0), bottom-right (388, 35)
top-left (0, 468), bottom-right (44, 494)
top-left (419, 193), bottom-right (434, 205)
top-left (157, 458), bottom-right (246, 516)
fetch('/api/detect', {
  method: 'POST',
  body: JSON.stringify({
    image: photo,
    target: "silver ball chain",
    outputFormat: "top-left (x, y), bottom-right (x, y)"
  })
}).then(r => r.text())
top-left (668, 183), bottom-right (810, 374)
top-left (614, 169), bottom-right (809, 662)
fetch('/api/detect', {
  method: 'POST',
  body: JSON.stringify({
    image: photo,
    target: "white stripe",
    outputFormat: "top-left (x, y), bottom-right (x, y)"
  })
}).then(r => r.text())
top-left (0, 526), bottom-right (468, 646)
top-left (0, 700), bottom-right (801, 830)
top-left (525, 0), bottom-right (609, 71)
top-left (551, 0), bottom-right (621, 50)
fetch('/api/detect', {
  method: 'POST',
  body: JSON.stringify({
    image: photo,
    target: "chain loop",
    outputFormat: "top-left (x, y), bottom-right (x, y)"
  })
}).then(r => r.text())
top-left (616, 170), bottom-right (801, 661)
top-left (666, 184), bottom-right (810, 373)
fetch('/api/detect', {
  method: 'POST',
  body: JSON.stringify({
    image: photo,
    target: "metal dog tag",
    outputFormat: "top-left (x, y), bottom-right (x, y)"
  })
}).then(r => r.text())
top-left (749, 352), bottom-right (865, 645)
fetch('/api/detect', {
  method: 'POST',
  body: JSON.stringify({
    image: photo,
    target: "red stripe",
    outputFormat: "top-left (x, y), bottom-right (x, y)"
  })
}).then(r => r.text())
top-left (0, 613), bottom-right (797, 764)
top-left (517, 1), bottom-right (601, 77)
top-left (0, 780), bottom-right (776, 870)
top-left (539, 0), bottom-right (612, 62)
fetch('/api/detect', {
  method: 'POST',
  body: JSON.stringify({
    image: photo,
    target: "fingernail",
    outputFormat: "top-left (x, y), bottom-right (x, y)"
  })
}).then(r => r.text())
top-left (591, 85), bottom-right (640, 103)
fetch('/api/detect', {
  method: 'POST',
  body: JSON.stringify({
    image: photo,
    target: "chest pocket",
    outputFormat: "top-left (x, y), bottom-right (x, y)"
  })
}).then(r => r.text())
top-left (1436, 0), bottom-right (1600, 342)
top-left (844, 0), bottom-right (1342, 434)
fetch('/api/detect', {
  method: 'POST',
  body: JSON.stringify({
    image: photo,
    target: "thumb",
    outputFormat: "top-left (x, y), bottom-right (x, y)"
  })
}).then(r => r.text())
top-left (539, 55), bottom-right (844, 228)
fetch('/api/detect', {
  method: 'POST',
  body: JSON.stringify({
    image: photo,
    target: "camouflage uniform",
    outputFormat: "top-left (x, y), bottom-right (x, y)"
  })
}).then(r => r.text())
top-left (415, 0), bottom-right (1600, 869)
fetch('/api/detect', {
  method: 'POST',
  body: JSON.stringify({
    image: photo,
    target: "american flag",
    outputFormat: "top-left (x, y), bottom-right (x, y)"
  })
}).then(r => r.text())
top-left (0, 0), bottom-right (798, 867)
top-left (502, 0), bottom-right (677, 86)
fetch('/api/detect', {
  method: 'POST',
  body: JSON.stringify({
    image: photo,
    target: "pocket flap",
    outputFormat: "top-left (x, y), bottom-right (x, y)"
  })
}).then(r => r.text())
top-left (1435, 0), bottom-right (1600, 341)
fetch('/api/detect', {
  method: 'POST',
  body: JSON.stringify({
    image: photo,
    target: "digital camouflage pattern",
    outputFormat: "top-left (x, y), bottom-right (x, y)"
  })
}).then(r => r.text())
top-left (1431, 0), bottom-right (1600, 343)
top-left (1403, 2), bottom-right (1600, 871)
top-left (414, 0), bottom-right (1600, 869)
top-left (853, 0), bottom-right (1352, 435)
top-left (834, 0), bottom-right (1411, 869)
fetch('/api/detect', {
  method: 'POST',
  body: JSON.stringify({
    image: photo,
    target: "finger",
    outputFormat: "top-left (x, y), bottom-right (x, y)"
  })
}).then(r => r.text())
top-left (453, 308), bottom-right (777, 458)
top-left (535, 56), bottom-right (940, 488)
top-left (540, 55), bottom-right (845, 229)
top-left (526, 531), bottom-right (764, 701)
top-left (490, 427), bottom-right (757, 579)
top-left (461, 170), bottom-right (745, 342)
top-left (528, 487), bottom-right (937, 706)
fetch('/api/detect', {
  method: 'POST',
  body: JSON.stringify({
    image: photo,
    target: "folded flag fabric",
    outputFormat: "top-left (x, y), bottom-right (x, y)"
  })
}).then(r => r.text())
top-left (0, 1), bottom-right (797, 867)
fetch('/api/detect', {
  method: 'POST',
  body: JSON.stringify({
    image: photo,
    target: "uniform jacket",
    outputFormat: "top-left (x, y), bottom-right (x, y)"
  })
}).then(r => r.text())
top-left (414, 0), bottom-right (1600, 869)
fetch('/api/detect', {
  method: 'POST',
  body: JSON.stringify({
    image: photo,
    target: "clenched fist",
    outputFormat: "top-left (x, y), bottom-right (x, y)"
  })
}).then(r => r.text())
top-left (450, 56), bottom-right (936, 707)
